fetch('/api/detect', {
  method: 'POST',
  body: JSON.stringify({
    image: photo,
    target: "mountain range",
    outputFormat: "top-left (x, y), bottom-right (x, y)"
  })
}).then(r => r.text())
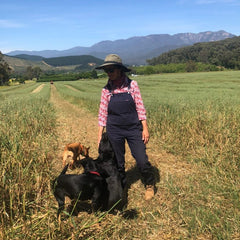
top-left (6, 30), bottom-right (235, 65)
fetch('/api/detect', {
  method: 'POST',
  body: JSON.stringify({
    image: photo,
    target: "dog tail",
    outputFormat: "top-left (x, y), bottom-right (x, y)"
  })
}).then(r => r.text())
top-left (60, 163), bottom-right (69, 175)
top-left (51, 164), bottom-right (69, 193)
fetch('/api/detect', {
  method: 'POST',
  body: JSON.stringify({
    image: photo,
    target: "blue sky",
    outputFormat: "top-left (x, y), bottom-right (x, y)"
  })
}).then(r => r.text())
top-left (1, 0), bottom-right (240, 54)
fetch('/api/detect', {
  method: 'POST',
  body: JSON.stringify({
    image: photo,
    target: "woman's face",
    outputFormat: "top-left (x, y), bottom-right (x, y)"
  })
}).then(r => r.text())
top-left (104, 66), bottom-right (122, 81)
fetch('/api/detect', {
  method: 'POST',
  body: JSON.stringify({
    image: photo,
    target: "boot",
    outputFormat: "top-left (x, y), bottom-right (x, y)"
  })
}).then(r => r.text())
top-left (145, 185), bottom-right (154, 200)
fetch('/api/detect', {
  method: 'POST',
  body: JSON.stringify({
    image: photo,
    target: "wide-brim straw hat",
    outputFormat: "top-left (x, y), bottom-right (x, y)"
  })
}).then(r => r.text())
top-left (95, 54), bottom-right (131, 72)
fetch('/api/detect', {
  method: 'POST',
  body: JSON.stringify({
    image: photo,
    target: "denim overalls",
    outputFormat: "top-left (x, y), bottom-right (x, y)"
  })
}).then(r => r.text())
top-left (105, 79), bottom-right (155, 188)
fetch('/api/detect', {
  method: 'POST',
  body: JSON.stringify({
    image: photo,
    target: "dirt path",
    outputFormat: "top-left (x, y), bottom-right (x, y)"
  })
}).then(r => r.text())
top-left (49, 83), bottom-right (193, 182)
top-left (49, 84), bottom-right (100, 173)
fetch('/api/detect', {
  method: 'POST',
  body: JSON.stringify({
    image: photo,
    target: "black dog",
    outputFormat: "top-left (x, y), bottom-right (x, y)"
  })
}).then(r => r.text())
top-left (52, 132), bottom-right (123, 218)
top-left (95, 132), bottom-right (123, 210)
top-left (79, 132), bottom-right (123, 211)
top-left (52, 162), bottom-right (108, 218)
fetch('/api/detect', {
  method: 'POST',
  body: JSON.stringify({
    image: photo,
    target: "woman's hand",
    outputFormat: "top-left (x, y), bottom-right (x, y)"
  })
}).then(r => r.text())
top-left (141, 120), bottom-right (150, 144)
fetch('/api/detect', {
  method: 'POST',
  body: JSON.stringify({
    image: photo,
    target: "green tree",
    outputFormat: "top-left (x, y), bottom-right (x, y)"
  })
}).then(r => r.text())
top-left (0, 52), bottom-right (11, 85)
top-left (25, 66), bottom-right (34, 80)
top-left (32, 66), bottom-right (42, 80)
top-left (24, 66), bottom-right (42, 80)
top-left (186, 61), bottom-right (197, 72)
top-left (144, 66), bottom-right (155, 75)
top-left (91, 70), bottom-right (98, 79)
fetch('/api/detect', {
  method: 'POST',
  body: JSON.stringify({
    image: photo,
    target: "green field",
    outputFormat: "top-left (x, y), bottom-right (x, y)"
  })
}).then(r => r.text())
top-left (0, 71), bottom-right (239, 239)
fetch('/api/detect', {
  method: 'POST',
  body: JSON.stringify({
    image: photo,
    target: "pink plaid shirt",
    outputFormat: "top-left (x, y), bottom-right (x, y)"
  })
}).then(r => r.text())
top-left (98, 78), bottom-right (147, 126)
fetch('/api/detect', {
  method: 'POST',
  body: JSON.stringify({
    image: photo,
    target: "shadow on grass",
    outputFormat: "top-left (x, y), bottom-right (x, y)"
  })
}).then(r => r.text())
top-left (120, 164), bottom-right (160, 215)
top-left (126, 165), bottom-right (160, 188)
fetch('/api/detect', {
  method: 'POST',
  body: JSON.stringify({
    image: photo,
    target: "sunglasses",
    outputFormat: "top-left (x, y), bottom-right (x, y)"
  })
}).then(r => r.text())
top-left (104, 67), bottom-right (117, 73)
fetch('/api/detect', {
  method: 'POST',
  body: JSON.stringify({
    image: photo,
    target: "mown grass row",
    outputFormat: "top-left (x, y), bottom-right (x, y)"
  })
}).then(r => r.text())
top-left (54, 71), bottom-right (240, 239)
top-left (54, 80), bottom-right (103, 114)
top-left (0, 83), bottom-right (59, 238)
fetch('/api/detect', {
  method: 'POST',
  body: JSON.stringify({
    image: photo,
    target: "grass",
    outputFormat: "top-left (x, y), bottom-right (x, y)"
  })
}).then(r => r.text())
top-left (0, 71), bottom-right (239, 239)
top-left (0, 83), bottom-right (58, 238)
top-left (54, 79), bottom-right (103, 114)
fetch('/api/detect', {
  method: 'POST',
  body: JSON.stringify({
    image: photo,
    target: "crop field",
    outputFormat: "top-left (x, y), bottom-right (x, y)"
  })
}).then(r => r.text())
top-left (0, 71), bottom-right (239, 239)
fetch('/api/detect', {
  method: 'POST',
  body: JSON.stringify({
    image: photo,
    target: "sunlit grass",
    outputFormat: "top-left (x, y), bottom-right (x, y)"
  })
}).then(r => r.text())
top-left (0, 71), bottom-right (239, 239)
top-left (0, 83), bottom-right (58, 238)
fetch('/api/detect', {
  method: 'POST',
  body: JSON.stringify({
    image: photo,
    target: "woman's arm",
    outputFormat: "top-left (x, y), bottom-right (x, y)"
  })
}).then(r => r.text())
top-left (98, 126), bottom-right (105, 146)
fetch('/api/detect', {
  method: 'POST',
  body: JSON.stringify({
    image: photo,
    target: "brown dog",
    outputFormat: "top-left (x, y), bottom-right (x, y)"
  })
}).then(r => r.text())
top-left (62, 142), bottom-right (90, 169)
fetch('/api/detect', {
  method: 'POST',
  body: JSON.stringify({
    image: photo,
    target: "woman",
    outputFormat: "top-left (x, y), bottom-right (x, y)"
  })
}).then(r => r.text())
top-left (96, 54), bottom-right (155, 200)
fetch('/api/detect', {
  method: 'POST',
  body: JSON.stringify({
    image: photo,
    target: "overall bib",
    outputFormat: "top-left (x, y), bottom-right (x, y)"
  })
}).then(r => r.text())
top-left (106, 82), bottom-right (155, 188)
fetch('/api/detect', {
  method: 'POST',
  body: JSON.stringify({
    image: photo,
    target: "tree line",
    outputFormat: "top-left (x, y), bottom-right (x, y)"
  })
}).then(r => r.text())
top-left (132, 62), bottom-right (223, 75)
top-left (38, 70), bottom-right (98, 82)
top-left (147, 36), bottom-right (240, 70)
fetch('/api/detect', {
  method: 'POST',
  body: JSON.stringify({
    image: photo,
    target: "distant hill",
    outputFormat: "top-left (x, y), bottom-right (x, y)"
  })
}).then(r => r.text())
top-left (3, 55), bottom-right (53, 73)
top-left (147, 36), bottom-right (240, 69)
top-left (13, 54), bottom-right (44, 61)
top-left (6, 30), bottom-right (235, 65)
top-left (43, 55), bottom-right (103, 67)
top-left (3, 54), bottom-right (104, 73)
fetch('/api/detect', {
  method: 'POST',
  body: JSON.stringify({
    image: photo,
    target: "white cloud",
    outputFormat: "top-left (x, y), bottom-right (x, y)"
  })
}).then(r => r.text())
top-left (196, 0), bottom-right (237, 4)
top-left (0, 19), bottom-right (25, 28)
top-left (1, 49), bottom-right (13, 54)
top-left (0, 43), bottom-right (14, 53)
top-left (178, 0), bottom-right (239, 4)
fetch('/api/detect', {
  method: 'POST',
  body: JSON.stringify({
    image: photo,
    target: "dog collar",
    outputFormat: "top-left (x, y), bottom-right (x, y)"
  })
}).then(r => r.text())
top-left (89, 171), bottom-right (101, 176)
